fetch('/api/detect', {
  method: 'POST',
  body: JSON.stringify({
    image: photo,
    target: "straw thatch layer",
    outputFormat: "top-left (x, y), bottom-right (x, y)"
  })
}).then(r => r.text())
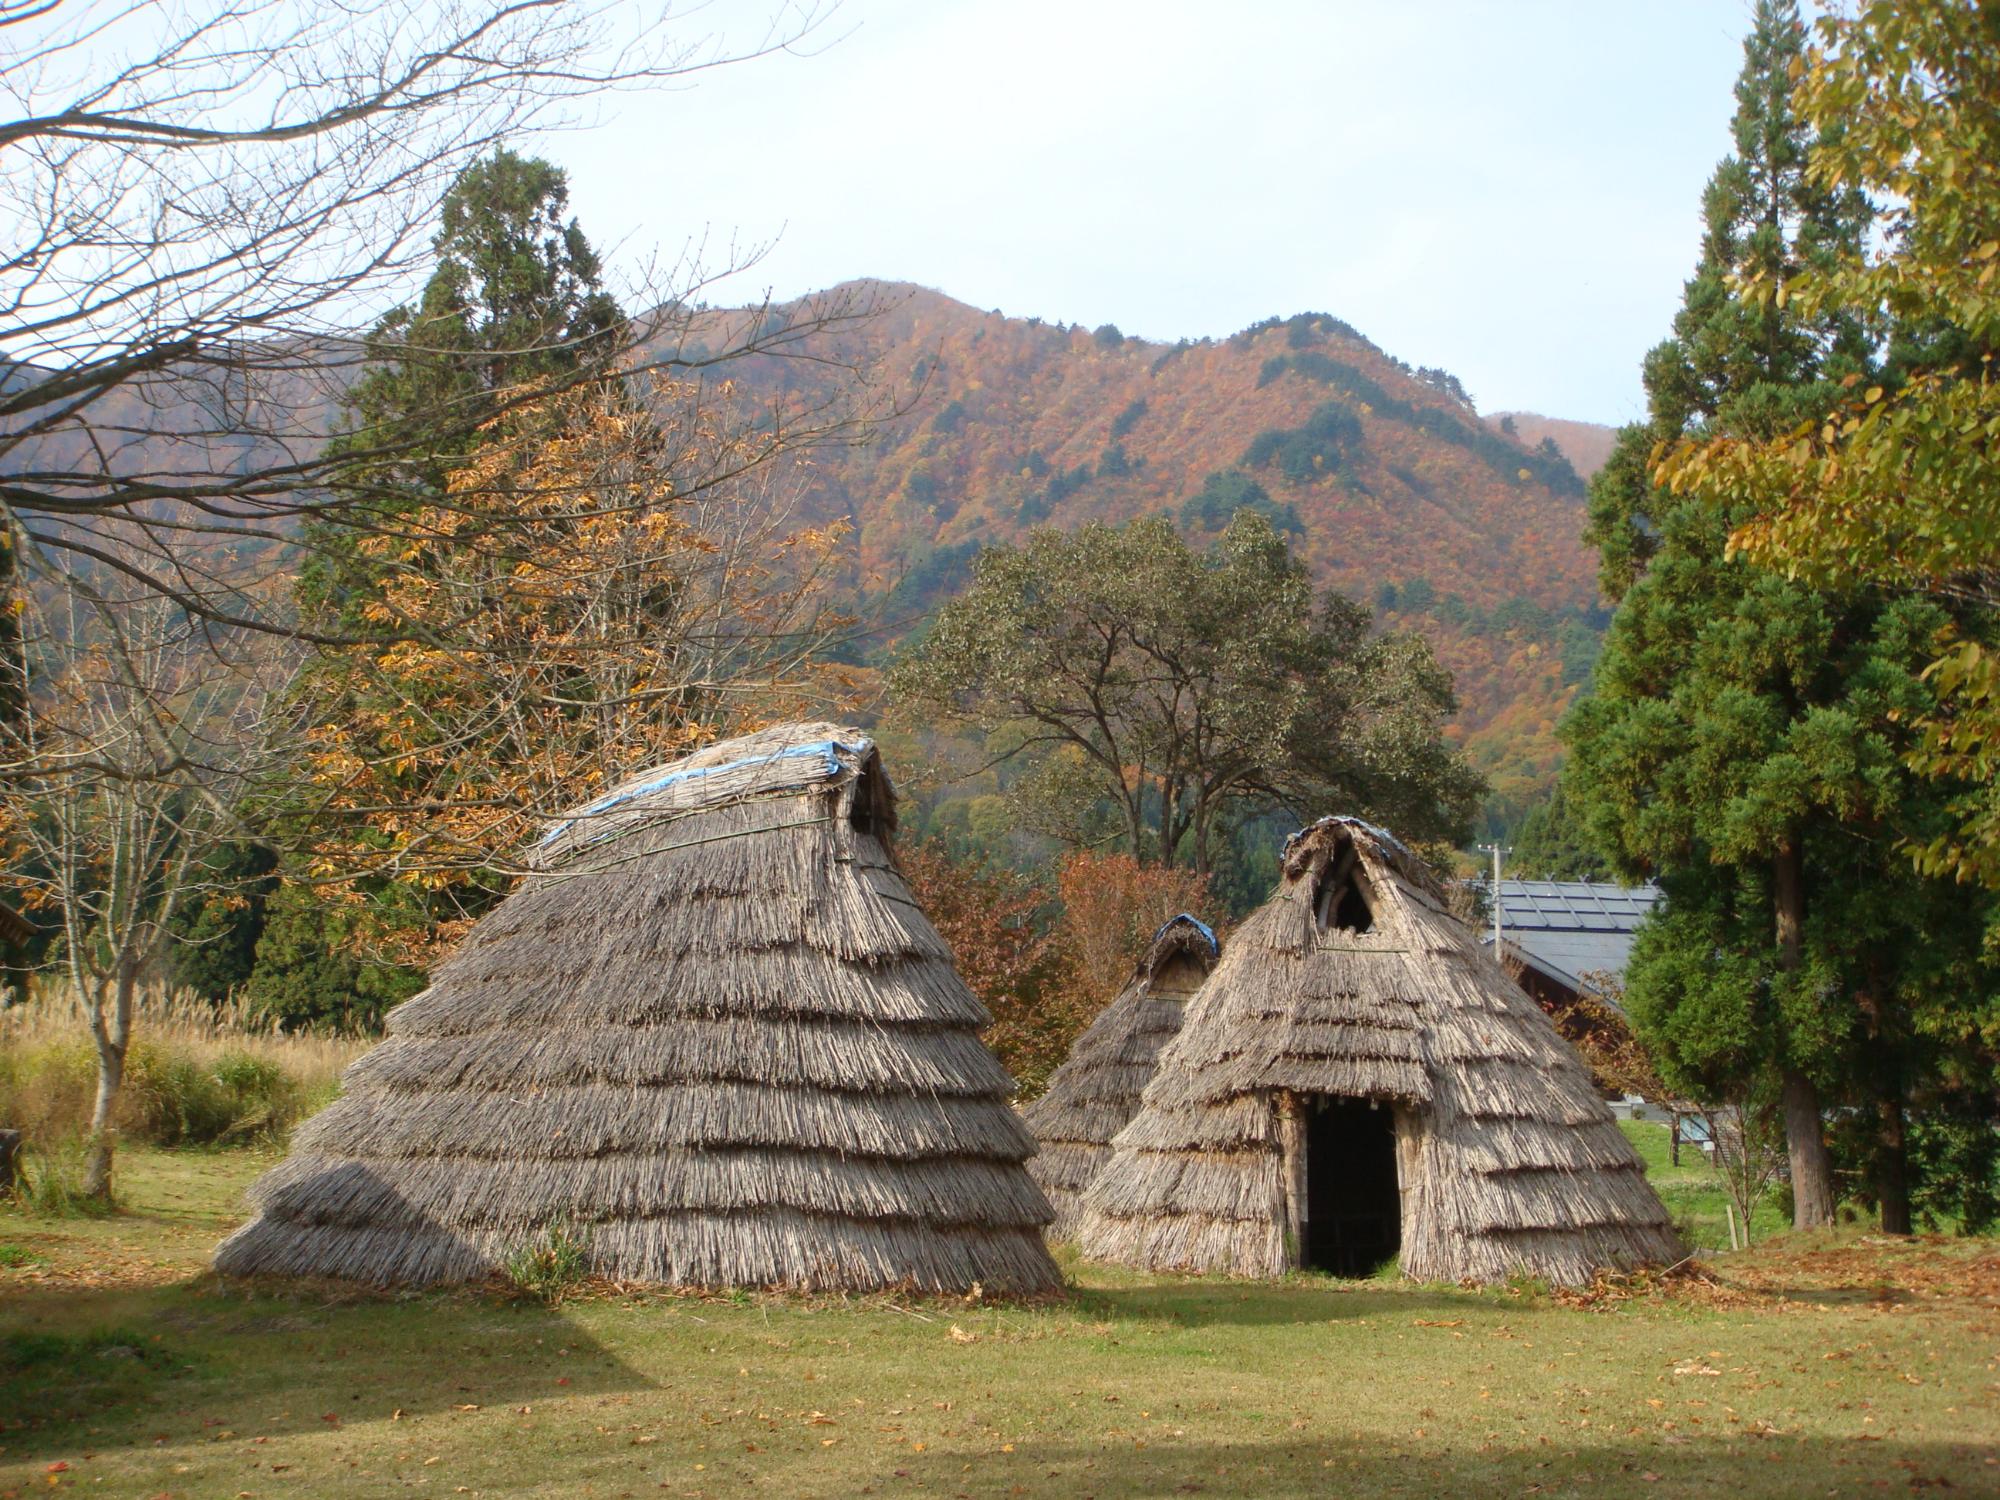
top-left (1023, 915), bottom-right (1218, 1237)
top-left (216, 724), bottom-right (1060, 1293)
top-left (1077, 817), bottom-right (1680, 1286)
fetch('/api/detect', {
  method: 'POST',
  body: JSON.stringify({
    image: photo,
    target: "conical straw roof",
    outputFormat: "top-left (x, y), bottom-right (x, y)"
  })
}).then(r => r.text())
top-left (1078, 817), bottom-right (1679, 1285)
top-left (216, 724), bottom-right (1060, 1293)
top-left (1023, 915), bottom-right (1218, 1238)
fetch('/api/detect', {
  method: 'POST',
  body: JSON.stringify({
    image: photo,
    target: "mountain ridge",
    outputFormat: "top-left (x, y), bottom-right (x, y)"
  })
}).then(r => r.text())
top-left (719, 281), bottom-right (1609, 819)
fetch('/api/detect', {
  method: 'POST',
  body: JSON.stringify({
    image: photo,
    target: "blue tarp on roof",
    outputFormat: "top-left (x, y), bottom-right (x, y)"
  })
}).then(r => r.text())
top-left (538, 738), bottom-right (869, 849)
top-left (1151, 913), bottom-right (1219, 957)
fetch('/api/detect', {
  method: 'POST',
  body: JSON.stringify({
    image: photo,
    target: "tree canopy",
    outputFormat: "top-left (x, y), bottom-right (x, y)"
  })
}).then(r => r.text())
top-left (890, 511), bottom-right (1483, 875)
top-left (1660, 0), bottom-right (2000, 894)
top-left (1562, 0), bottom-right (1996, 1232)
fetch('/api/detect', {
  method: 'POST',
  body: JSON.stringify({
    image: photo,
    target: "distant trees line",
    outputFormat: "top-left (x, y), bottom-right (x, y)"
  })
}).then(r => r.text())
top-left (1375, 579), bottom-right (1607, 684)
top-left (1256, 351), bottom-right (1584, 497)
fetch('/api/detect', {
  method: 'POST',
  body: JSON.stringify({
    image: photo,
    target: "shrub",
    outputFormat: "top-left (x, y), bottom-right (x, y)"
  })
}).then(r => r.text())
top-left (126, 1047), bottom-right (306, 1146)
top-left (14, 1141), bottom-right (109, 1218)
top-left (502, 1220), bottom-right (594, 1304)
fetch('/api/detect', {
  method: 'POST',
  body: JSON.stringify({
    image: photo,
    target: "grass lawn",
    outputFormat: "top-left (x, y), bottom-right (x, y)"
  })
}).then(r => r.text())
top-left (2, 1138), bottom-right (1996, 1499)
top-left (1619, 1120), bottom-right (1792, 1250)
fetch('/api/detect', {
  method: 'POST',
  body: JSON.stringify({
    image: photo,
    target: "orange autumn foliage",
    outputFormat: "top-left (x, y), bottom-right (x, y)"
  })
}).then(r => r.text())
top-left (1051, 849), bottom-right (1217, 1013)
top-left (898, 842), bottom-right (1219, 1096)
top-left (294, 379), bottom-right (852, 966)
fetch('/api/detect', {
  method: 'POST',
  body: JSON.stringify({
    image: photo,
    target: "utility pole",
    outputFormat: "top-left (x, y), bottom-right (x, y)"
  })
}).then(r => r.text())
top-left (1478, 842), bottom-right (1510, 955)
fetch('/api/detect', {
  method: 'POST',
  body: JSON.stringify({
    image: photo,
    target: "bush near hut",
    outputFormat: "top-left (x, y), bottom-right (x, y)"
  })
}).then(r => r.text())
top-left (0, 990), bottom-right (360, 1155)
top-left (900, 843), bottom-right (1222, 1098)
top-left (896, 842), bottom-right (1075, 1096)
top-left (501, 1220), bottom-right (594, 1305)
top-left (1051, 850), bottom-right (1215, 1011)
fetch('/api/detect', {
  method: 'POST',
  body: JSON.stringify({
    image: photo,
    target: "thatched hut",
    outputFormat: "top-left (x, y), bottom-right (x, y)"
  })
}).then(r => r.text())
top-left (1022, 914), bottom-right (1219, 1238)
top-left (216, 725), bottom-right (1061, 1293)
top-left (1077, 817), bottom-right (1679, 1286)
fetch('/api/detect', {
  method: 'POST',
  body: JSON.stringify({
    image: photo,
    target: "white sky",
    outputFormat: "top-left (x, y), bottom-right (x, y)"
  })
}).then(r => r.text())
top-left (560, 0), bottom-right (1760, 427)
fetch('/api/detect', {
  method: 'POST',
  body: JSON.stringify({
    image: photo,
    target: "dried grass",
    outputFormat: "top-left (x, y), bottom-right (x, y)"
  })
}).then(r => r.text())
top-left (1077, 817), bottom-right (1682, 1287)
top-left (0, 986), bottom-right (363, 1148)
top-left (217, 725), bottom-right (1060, 1295)
top-left (1024, 916), bottom-right (1216, 1237)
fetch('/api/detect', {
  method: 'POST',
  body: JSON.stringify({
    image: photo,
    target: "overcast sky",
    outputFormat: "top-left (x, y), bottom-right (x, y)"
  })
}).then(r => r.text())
top-left (560, 1), bottom-right (1761, 427)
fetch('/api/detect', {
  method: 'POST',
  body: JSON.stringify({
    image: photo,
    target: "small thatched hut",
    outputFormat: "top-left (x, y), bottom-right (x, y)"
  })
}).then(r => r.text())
top-left (216, 725), bottom-right (1061, 1293)
top-left (1022, 914), bottom-right (1219, 1238)
top-left (1077, 817), bottom-right (1679, 1286)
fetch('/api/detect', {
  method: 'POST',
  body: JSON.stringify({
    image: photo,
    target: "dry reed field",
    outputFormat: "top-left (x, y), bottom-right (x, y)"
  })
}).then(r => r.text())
top-left (2, 1146), bottom-right (1996, 1499)
top-left (0, 989), bottom-right (364, 1156)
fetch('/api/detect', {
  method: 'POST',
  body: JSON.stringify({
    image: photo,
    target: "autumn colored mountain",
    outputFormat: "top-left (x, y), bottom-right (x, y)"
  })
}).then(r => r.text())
top-left (716, 282), bottom-right (1611, 822)
top-left (9, 278), bottom-right (1613, 824)
top-left (1484, 411), bottom-right (1619, 479)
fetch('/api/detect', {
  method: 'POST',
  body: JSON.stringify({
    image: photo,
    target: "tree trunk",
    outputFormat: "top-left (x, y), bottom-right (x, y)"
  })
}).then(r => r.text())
top-left (82, 1044), bottom-right (124, 1201)
top-left (0, 1130), bottom-right (21, 1195)
top-left (1779, 1067), bottom-right (1835, 1228)
top-left (1192, 798), bottom-right (1213, 879)
top-left (1122, 787), bottom-right (1145, 867)
top-left (1874, 1088), bottom-right (1911, 1235)
top-left (82, 964), bottom-right (137, 1203)
top-left (1774, 844), bottom-right (1835, 1229)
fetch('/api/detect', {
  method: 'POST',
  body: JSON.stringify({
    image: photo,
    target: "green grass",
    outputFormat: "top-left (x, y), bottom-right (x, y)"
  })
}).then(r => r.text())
top-left (1, 1146), bottom-right (1995, 1499)
top-left (1620, 1120), bottom-right (1791, 1250)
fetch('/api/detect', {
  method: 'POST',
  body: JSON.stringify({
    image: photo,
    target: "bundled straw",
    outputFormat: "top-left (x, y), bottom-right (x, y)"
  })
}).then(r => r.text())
top-left (216, 724), bottom-right (1060, 1293)
top-left (1077, 818), bottom-right (1680, 1286)
top-left (1023, 915), bottom-right (1217, 1238)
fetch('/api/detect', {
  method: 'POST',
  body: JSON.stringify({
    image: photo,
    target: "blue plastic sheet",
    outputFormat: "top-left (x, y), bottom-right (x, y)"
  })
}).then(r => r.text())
top-left (538, 738), bottom-right (872, 849)
top-left (1152, 912), bottom-right (1219, 957)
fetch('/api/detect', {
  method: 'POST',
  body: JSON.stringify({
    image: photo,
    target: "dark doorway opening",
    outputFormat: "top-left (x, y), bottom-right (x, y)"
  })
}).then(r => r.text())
top-left (1302, 1097), bottom-right (1401, 1275)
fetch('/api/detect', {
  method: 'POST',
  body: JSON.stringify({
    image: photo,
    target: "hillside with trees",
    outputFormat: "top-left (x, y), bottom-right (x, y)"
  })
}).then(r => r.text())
top-left (696, 284), bottom-right (1606, 822)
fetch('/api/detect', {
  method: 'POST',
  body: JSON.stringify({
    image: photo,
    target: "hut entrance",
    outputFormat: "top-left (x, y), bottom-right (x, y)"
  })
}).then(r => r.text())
top-left (1301, 1097), bottom-right (1401, 1275)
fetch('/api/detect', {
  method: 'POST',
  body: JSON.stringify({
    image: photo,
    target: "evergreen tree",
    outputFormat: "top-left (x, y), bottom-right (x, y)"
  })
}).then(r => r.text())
top-left (1508, 784), bottom-right (1612, 883)
top-left (249, 148), bottom-right (626, 1015)
top-left (302, 147), bottom-right (625, 622)
top-left (1559, 0), bottom-right (1967, 1230)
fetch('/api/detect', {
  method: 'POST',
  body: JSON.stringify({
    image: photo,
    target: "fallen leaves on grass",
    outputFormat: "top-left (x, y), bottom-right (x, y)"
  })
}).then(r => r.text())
top-left (1553, 1234), bottom-right (2000, 1313)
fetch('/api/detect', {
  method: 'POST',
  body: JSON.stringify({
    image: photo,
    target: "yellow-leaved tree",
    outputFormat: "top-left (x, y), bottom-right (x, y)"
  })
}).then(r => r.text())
top-left (276, 378), bottom-right (852, 977)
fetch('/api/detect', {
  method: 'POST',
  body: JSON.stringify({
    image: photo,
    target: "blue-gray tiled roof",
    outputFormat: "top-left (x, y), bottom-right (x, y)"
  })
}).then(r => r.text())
top-left (1476, 879), bottom-right (1662, 993)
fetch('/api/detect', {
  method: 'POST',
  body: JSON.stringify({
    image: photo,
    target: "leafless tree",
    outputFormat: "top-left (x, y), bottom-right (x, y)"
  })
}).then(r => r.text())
top-left (0, 534), bottom-right (291, 1199)
top-left (0, 0), bottom-right (880, 643)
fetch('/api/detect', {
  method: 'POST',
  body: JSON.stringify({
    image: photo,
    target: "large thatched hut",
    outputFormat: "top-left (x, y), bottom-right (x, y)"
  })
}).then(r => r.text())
top-left (1077, 817), bottom-right (1679, 1286)
top-left (216, 725), bottom-right (1061, 1293)
top-left (1022, 914), bottom-right (1219, 1238)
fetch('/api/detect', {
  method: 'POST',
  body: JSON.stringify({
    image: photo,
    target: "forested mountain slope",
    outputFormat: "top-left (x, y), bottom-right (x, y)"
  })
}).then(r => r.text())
top-left (7, 280), bottom-right (1607, 820)
top-left (709, 282), bottom-right (1607, 819)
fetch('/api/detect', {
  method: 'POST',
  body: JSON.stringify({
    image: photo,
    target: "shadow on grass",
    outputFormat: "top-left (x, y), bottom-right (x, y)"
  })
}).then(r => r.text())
top-left (0, 1274), bottom-right (650, 1464)
top-left (1068, 1277), bottom-right (1497, 1329)
top-left (825, 1431), bottom-right (1995, 1499)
